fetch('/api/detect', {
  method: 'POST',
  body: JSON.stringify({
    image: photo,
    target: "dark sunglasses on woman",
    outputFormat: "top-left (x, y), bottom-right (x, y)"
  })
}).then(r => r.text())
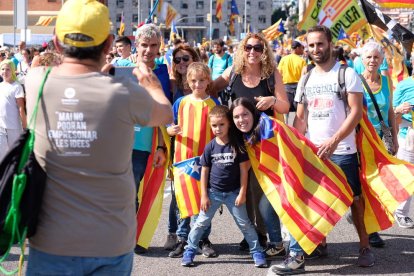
top-left (173, 55), bottom-right (191, 64)
top-left (244, 44), bottom-right (264, 53)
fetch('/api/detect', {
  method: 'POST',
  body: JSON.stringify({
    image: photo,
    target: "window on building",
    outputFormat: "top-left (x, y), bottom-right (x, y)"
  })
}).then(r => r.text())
top-left (213, 28), bottom-right (220, 39)
top-left (116, 14), bottom-right (122, 23)
top-left (213, 1), bottom-right (216, 9)
top-left (132, 14), bottom-right (138, 22)
top-left (246, 1), bottom-right (251, 8)
top-left (47, 0), bottom-right (57, 2)
top-left (227, 2), bottom-right (232, 9)
top-left (258, 15), bottom-right (266, 24)
top-left (116, 0), bottom-right (124, 8)
top-left (182, 3), bottom-right (188, 9)
top-left (196, 1), bottom-right (204, 9)
top-left (196, 15), bottom-right (204, 23)
top-left (213, 15), bottom-right (219, 23)
top-left (258, 1), bottom-right (266, 10)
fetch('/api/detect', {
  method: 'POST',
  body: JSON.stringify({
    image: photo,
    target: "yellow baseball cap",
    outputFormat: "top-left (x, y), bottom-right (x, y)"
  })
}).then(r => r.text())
top-left (55, 0), bottom-right (110, 48)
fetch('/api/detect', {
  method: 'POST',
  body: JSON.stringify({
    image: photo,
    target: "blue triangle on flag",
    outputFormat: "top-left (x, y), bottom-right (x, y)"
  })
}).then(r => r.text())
top-left (173, 157), bottom-right (201, 181)
top-left (338, 26), bottom-right (349, 40)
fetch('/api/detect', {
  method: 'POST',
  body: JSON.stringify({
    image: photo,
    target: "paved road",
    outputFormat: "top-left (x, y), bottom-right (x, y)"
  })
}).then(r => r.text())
top-left (3, 186), bottom-right (413, 276)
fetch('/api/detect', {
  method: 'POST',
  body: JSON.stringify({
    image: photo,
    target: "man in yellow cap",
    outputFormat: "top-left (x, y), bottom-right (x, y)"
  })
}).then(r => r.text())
top-left (24, 0), bottom-right (172, 274)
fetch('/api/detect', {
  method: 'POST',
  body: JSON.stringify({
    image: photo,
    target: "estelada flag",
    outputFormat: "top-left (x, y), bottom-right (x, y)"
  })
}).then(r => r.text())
top-left (374, 0), bottom-right (414, 8)
top-left (246, 113), bottom-right (353, 254)
top-left (173, 157), bottom-right (202, 219)
top-left (172, 95), bottom-right (219, 218)
top-left (136, 127), bottom-right (170, 249)
top-left (357, 108), bottom-right (414, 234)
top-left (262, 19), bottom-right (284, 41)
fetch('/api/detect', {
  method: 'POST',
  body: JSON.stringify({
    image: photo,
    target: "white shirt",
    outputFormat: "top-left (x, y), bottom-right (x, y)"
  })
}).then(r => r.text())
top-left (0, 81), bottom-right (25, 129)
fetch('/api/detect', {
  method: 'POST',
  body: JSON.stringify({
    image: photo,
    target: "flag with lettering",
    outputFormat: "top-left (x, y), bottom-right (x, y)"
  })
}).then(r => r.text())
top-left (357, 108), bottom-right (414, 233)
top-left (172, 96), bottom-right (219, 217)
top-left (173, 157), bottom-right (202, 219)
top-left (246, 114), bottom-right (353, 254)
top-left (136, 127), bottom-right (170, 249)
top-left (35, 16), bottom-right (57, 26)
top-left (375, 0), bottom-right (414, 8)
top-left (298, 0), bottom-right (368, 42)
top-left (216, 0), bottom-right (224, 21)
top-left (262, 19), bottom-right (284, 41)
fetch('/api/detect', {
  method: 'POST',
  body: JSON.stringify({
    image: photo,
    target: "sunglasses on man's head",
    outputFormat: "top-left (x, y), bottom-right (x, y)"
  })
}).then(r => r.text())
top-left (244, 44), bottom-right (264, 53)
top-left (173, 55), bottom-right (191, 64)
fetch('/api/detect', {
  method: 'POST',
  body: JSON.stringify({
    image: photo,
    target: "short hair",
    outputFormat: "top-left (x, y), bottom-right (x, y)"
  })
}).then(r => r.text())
top-left (361, 41), bottom-right (384, 59)
top-left (56, 33), bottom-right (106, 61)
top-left (212, 39), bottom-right (225, 47)
top-left (115, 36), bottom-right (132, 47)
top-left (135, 23), bottom-right (161, 43)
top-left (209, 105), bottom-right (230, 118)
top-left (306, 25), bottom-right (332, 43)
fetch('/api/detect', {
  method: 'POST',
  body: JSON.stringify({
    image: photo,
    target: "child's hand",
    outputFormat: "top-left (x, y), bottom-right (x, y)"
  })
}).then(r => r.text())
top-left (235, 194), bottom-right (246, 206)
top-left (201, 195), bottom-right (210, 212)
top-left (166, 124), bottom-right (181, 136)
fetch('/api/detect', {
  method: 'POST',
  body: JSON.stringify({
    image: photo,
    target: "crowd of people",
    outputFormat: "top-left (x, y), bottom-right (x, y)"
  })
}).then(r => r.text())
top-left (1, 0), bottom-right (414, 275)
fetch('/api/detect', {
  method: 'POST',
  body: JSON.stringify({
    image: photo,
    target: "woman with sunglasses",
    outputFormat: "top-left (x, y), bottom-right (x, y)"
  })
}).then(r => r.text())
top-left (211, 32), bottom-right (290, 257)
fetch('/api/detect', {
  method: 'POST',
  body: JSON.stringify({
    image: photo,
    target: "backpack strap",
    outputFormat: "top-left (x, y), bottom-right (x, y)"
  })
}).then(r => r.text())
top-left (266, 72), bottom-right (275, 97)
top-left (222, 68), bottom-right (238, 106)
top-left (337, 64), bottom-right (348, 115)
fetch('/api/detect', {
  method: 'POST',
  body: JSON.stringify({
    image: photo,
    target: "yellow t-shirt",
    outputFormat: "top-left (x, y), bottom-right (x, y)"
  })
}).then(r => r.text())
top-left (277, 54), bottom-right (306, 84)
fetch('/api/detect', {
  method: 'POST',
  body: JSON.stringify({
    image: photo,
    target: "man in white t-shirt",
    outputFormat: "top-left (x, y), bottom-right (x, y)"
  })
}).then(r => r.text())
top-left (269, 25), bottom-right (374, 276)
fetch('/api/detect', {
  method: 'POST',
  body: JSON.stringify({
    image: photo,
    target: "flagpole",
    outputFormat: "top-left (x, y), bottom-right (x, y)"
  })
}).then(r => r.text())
top-left (209, 0), bottom-right (213, 45)
top-left (244, 0), bottom-right (247, 34)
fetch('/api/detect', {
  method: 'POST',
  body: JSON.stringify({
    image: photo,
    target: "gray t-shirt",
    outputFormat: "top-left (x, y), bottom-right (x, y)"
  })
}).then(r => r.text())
top-left (25, 66), bottom-right (154, 257)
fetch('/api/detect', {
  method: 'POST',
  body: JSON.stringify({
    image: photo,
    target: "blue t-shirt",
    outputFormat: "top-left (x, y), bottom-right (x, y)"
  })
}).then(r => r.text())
top-left (363, 75), bottom-right (391, 136)
top-left (393, 76), bottom-right (414, 138)
top-left (200, 139), bottom-right (249, 192)
top-left (112, 57), bottom-right (135, 67)
top-left (133, 63), bottom-right (171, 151)
top-left (208, 53), bottom-right (233, 80)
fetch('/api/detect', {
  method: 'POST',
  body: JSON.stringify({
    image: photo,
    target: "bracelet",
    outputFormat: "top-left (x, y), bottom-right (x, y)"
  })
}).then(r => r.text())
top-left (270, 96), bottom-right (277, 110)
top-left (156, 146), bottom-right (167, 152)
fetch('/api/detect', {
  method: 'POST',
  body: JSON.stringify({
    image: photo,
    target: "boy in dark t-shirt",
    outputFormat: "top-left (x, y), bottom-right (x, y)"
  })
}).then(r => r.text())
top-left (180, 105), bottom-right (267, 268)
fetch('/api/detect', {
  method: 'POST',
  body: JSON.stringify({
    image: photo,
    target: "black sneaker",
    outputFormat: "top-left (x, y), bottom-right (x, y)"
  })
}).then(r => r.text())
top-left (199, 238), bottom-right (217, 258)
top-left (304, 244), bottom-right (328, 260)
top-left (239, 238), bottom-right (249, 252)
top-left (169, 240), bottom-right (187, 258)
top-left (134, 244), bottom-right (148, 255)
top-left (265, 244), bottom-right (286, 259)
top-left (369, 232), bottom-right (385, 248)
top-left (164, 233), bottom-right (178, 251)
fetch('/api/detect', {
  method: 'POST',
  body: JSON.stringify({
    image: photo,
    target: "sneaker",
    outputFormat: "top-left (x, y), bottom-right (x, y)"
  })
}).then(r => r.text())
top-left (181, 248), bottom-right (196, 267)
top-left (270, 255), bottom-right (305, 275)
top-left (253, 252), bottom-right (268, 268)
top-left (134, 244), bottom-right (147, 255)
top-left (394, 215), bottom-right (414, 229)
top-left (168, 240), bottom-right (187, 258)
top-left (239, 238), bottom-right (250, 252)
top-left (265, 244), bottom-right (286, 259)
top-left (199, 238), bottom-right (217, 258)
top-left (368, 232), bottom-right (385, 248)
top-left (304, 244), bottom-right (328, 260)
top-left (164, 233), bottom-right (178, 251)
top-left (357, 247), bottom-right (375, 267)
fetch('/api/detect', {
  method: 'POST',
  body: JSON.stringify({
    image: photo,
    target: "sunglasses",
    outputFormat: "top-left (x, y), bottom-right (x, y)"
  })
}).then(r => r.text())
top-left (244, 44), bottom-right (264, 53)
top-left (173, 55), bottom-right (191, 64)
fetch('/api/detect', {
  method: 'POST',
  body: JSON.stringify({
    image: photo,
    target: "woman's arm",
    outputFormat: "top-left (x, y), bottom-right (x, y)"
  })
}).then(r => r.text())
top-left (210, 66), bottom-right (232, 98)
top-left (16, 97), bottom-right (27, 129)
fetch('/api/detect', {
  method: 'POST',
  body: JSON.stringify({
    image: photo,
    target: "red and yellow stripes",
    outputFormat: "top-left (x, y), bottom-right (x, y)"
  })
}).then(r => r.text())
top-left (173, 97), bottom-right (218, 218)
top-left (136, 127), bottom-right (170, 249)
top-left (247, 115), bottom-right (353, 254)
top-left (216, 0), bottom-right (224, 21)
top-left (357, 110), bottom-right (414, 233)
top-left (375, 0), bottom-right (414, 8)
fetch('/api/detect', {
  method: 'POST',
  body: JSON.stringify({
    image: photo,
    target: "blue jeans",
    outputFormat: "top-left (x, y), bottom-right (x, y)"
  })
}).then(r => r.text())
top-left (132, 149), bottom-right (150, 209)
top-left (259, 194), bottom-right (282, 244)
top-left (26, 247), bottom-right (133, 276)
top-left (187, 189), bottom-right (263, 254)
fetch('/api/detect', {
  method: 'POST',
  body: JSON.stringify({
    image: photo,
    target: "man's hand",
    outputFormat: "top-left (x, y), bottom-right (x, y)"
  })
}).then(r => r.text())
top-left (166, 124), bottom-right (182, 136)
top-left (317, 136), bottom-right (340, 159)
top-left (133, 62), bottom-right (162, 90)
top-left (153, 149), bottom-right (166, 168)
